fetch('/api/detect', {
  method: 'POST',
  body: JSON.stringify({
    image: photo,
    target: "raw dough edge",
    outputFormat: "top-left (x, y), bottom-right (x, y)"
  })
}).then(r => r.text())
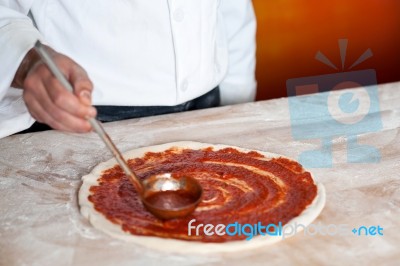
top-left (78, 141), bottom-right (326, 254)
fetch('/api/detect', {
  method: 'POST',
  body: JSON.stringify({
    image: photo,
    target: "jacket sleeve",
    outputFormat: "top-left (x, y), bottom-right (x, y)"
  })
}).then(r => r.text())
top-left (0, 2), bottom-right (45, 138)
top-left (0, 1), bottom-right (43, 99)
top-left (218, 0), bottom-right (257, 105)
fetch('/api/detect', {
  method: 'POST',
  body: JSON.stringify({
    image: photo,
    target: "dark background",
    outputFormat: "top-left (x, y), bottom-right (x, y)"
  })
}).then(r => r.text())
top-left (253, 0), bottom-right (400, 100)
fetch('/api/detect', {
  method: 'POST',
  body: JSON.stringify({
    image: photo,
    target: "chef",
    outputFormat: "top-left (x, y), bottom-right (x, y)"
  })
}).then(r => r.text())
top-left (0, 0), bottom-right (256, 138)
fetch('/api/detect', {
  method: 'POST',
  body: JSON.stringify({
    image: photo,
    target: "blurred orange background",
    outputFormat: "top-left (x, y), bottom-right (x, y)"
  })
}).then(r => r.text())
top-left (253, 0), bottom-right (400, 100)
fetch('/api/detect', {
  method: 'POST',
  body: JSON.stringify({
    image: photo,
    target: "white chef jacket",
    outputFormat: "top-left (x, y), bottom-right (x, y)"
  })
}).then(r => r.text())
top-left (0, 0), bottom-right (256, 138)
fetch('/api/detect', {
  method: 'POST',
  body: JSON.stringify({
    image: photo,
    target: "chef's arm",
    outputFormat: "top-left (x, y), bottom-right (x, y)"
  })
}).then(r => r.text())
top-left (219, 0), bottom-right (257, 105)
top-left (0, 4), bottom-right (96, 132)
top-left (11, 46), bottom-right (41, 89)
top-left (0, 4), bottom-right (41, 101)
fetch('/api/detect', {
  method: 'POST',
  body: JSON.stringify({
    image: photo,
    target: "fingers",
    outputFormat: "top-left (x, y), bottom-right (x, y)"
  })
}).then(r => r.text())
top-left (23, 78), bottom-right (93, 133)
top-left (44, 71), bottom-right (96, 118)
top-left (22, 51), bottom-right (97, 133)
top-left (69, 65), bottom-right (94, 106)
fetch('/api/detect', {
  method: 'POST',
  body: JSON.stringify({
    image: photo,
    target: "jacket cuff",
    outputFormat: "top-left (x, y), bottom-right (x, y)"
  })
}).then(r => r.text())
top-left (0, 20), bottom-right (43, 99)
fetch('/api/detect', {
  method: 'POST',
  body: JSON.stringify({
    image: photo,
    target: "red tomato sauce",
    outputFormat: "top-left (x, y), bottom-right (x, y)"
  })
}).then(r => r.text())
top-left (88, 147), bottom-right (317, 242)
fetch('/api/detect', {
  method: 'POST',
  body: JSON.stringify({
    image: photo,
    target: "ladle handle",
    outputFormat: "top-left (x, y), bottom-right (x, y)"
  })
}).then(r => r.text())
top-left (34, 40), bottom-right (143, 194)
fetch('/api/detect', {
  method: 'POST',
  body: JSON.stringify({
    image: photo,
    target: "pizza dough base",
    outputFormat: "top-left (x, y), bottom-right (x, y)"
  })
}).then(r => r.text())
top-left (79, 141), bottom-right (326, 254)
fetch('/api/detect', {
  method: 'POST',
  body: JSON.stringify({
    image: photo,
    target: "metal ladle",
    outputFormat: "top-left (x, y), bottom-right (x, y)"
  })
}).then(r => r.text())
top-left (34, 41), bottom-right (202, 220)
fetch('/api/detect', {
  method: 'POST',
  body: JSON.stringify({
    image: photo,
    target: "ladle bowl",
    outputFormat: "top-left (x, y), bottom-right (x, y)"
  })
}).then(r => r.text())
top-left (142, 173), bottom-right (203, 220)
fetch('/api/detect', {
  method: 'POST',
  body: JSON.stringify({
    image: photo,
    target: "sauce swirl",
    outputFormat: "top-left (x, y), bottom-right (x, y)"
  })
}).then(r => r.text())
top-left (88, 147), bottom-right (317, 242)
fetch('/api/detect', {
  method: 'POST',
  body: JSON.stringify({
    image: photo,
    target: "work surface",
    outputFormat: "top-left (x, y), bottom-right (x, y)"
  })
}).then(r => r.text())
top-left (1, 83), bottom-right (399, 266)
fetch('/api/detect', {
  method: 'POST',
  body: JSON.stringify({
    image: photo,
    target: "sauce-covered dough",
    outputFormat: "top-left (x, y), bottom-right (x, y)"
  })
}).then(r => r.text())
top-left (88, 146), bottom-right (317, 242)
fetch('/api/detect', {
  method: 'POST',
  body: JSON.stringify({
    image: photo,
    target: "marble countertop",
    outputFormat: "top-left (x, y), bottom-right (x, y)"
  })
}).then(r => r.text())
top-left (1, 83), bottom-right (399, 266)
